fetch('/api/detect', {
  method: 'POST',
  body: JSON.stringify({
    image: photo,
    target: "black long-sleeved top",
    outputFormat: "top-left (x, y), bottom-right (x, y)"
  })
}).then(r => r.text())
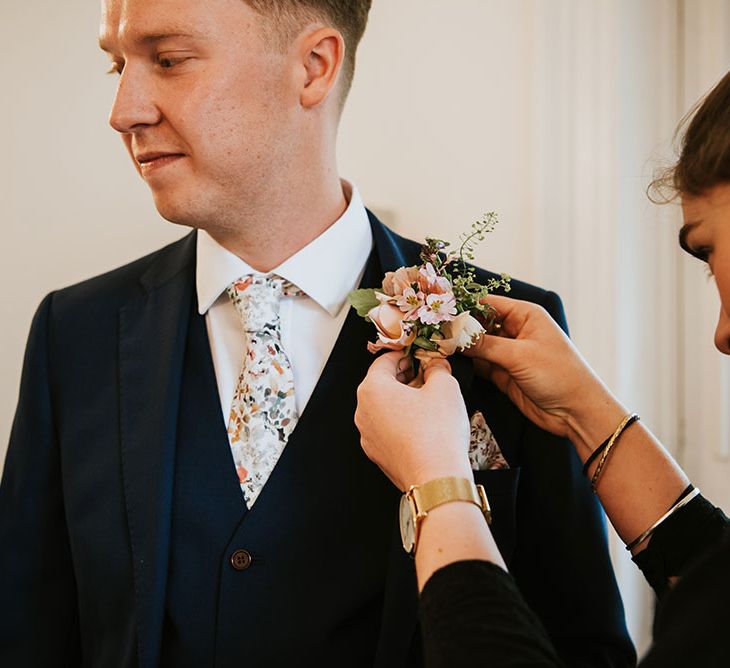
top-left (420, 494), bottom-right (730, 667)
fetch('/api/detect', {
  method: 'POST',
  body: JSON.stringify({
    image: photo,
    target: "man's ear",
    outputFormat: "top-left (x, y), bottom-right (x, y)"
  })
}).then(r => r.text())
top-left (298, 27), bottom-right (345, 108)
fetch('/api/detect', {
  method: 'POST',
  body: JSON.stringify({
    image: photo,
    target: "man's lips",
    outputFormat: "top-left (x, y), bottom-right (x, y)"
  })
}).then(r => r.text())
top-left (135, 152), bottom-right (186, 173)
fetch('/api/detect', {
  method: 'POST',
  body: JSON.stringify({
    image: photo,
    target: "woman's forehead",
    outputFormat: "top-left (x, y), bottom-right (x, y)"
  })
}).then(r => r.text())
top-left (682, 183), bottom-right (730, 221)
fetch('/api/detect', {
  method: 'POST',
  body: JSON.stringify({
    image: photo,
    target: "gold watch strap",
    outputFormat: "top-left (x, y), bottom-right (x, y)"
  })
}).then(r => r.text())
top-left (409, 476), bottom-right (492, 524)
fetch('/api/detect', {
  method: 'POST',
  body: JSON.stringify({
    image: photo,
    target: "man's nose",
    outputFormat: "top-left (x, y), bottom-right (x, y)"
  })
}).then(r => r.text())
top-left (108, 68), bottom-right (161, 134)
top-left (714, 306), bottom-right (730, 355)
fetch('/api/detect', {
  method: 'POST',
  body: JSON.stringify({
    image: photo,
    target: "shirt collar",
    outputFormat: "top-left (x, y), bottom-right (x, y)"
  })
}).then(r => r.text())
top-left (196, 181), bottom-right (373, 317)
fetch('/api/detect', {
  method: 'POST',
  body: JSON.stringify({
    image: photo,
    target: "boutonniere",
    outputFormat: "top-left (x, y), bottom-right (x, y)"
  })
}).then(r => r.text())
top-left (348, 213), bottom-right (511, 383)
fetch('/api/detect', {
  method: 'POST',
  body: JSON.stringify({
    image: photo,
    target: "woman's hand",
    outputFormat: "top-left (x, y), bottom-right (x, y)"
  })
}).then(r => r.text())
top-left (466, 295), bottom-right (626, 456)
top-left (355, 352), bottom-right (472, 491)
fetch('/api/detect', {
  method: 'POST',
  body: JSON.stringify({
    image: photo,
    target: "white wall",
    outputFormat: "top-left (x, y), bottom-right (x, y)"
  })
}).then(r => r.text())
top-left (340, 0), bottom-right (539, 281)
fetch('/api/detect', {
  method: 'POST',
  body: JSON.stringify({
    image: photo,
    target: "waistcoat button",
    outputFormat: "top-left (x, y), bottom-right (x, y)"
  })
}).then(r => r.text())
top-left (230, 549), bottom-right (253, 571)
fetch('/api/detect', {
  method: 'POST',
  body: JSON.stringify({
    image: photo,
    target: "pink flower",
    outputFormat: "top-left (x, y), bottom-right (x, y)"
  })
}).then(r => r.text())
top-left (418, 292), bottom-right (457, 325)
top-left (395, 287), bottom-right (425, 319)
top-left (382, 266), bottom-right (421, 297)
top-left (418, 263), bottom-right (451, 295)
top-left (435, 312), bottom-right (485, 355)
top-left (366, 303), bottom-right (417, 353)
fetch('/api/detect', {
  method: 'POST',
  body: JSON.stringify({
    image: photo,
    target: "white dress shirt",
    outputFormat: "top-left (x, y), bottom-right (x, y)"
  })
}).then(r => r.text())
top-left (196, 182), bottom-right (374, 423)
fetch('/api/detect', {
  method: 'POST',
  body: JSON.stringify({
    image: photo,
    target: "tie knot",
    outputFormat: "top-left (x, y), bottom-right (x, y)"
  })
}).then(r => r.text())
top-left (227, 275), bottom-right (302, 332)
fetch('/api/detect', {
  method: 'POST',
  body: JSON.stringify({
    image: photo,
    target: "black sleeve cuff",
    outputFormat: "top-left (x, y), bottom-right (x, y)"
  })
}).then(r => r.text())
top-left (632, 494), bottom-right (730, 598)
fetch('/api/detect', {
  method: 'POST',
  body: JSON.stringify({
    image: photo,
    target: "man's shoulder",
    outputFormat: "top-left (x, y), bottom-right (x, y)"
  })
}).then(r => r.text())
top-left (470, 265), bottom-right (561, 308)
top-left (469, 265), bottom-right (567, 329)
top-left (49, 232), bottom-right (195, 317)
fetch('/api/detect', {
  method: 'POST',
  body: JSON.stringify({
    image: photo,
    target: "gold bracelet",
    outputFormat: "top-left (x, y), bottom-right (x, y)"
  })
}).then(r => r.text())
top-left (591, 413), bottom-right (640, 493)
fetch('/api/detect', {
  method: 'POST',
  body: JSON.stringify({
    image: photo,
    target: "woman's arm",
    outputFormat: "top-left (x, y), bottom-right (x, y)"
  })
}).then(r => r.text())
top-left (355, 354), bottom-right (565, 667)
top-left (355, 294), bottom-right (727, 583)
top-left (462, 294), bottom-right (691, 555)
top-left (355, 354), bottom-right (506, 588)
top-left (420, 560), bottom-right (565, 668)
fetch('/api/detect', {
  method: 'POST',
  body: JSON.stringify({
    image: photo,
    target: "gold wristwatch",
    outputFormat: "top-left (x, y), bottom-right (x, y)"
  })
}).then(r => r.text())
top-left (399, 476), bottom-right (492, 555)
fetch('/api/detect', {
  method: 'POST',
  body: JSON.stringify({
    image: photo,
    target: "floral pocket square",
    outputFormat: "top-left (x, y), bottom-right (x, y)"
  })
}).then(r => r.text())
top-left (469, 411), bottom-right (509, 471)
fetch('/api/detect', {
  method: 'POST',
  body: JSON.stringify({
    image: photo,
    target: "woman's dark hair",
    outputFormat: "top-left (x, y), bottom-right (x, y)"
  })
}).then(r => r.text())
top-left (650, 68), bottom-right (730, 202)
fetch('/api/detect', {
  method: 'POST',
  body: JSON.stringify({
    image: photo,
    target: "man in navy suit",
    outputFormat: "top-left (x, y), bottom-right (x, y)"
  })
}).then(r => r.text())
top-left (0, 1), bottom-right (634, 666)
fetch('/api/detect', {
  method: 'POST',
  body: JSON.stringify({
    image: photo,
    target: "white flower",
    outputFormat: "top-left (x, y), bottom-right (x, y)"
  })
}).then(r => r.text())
top-left (435, 312), bottom-right (485, 356)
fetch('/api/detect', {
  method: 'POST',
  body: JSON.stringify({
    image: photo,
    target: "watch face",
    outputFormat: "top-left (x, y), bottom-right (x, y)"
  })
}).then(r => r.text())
top-left (399, 494), bottom-right (415, 553)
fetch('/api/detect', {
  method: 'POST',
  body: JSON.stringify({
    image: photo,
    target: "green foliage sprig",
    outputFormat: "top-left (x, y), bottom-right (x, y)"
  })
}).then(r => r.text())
top-left (418, 213), bottom-right (511, 334)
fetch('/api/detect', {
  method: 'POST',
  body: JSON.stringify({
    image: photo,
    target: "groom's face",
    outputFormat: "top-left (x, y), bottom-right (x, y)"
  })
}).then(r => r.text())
top-left (99, 0), bottom-right (297, 229)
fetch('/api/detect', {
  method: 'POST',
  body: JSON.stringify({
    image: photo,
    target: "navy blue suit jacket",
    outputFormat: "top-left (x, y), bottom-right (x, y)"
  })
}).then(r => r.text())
top-left (0, 214), bottom-right (634, 667)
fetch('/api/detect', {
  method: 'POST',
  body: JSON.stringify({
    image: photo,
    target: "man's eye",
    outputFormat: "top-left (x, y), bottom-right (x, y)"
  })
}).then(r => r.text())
top-left (157, 56), bottom-right (186, 69)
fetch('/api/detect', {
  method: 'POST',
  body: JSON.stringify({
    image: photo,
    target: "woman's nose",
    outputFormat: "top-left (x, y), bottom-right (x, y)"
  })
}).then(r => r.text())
top-left (714, 306), bottom-right (730, 355)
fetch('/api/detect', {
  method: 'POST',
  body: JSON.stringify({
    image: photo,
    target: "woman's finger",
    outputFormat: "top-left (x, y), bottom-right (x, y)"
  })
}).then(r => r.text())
top-left (463, 332), bottom-right (521, 369)
top-left (421, 358), bottom-right (455, 391)
top-left (478, 294), bottom-right (535, 338)
top-left (365, 350), bottom-right (406, 380)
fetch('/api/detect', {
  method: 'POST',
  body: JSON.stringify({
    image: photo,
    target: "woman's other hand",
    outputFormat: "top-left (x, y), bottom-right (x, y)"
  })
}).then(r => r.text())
top-left (466, 295), bottom-right (626, 457)
top-left (355, 352), bottom-right (472, 491)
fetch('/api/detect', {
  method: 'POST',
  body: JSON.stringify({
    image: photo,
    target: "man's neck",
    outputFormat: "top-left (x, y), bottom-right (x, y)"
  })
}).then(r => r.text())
top-left (206, 172), bottom-right (349, 273)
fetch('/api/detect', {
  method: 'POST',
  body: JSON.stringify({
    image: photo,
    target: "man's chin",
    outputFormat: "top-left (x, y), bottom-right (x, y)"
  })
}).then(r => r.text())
top-left (151, 193), bottom-right (201, 229)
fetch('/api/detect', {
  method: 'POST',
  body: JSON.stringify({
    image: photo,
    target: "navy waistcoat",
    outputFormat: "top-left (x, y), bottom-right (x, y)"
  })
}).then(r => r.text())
top-left (161, 259), bottom-right (404, 668)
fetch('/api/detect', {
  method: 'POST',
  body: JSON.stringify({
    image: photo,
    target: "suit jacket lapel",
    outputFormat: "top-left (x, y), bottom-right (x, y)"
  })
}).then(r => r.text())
top-left (118, 232), bottom-right (196, 668)
top-left (369, 210), bottom-right (412, 274)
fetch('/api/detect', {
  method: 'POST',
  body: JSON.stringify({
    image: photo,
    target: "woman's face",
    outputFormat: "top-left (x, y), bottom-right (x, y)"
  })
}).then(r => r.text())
top-left (680, 183), bottom-right (730, 354)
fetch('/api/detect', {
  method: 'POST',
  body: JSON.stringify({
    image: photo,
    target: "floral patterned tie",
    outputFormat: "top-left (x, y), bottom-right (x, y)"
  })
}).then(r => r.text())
top-left (226, 275), bottom-right (303, 507)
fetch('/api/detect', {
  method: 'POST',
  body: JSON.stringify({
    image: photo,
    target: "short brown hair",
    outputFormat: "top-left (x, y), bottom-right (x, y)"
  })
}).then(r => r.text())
top-left (244, 0), bottom-right (372, 107)
top-left (650, 69), bottom-right (730, 201)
